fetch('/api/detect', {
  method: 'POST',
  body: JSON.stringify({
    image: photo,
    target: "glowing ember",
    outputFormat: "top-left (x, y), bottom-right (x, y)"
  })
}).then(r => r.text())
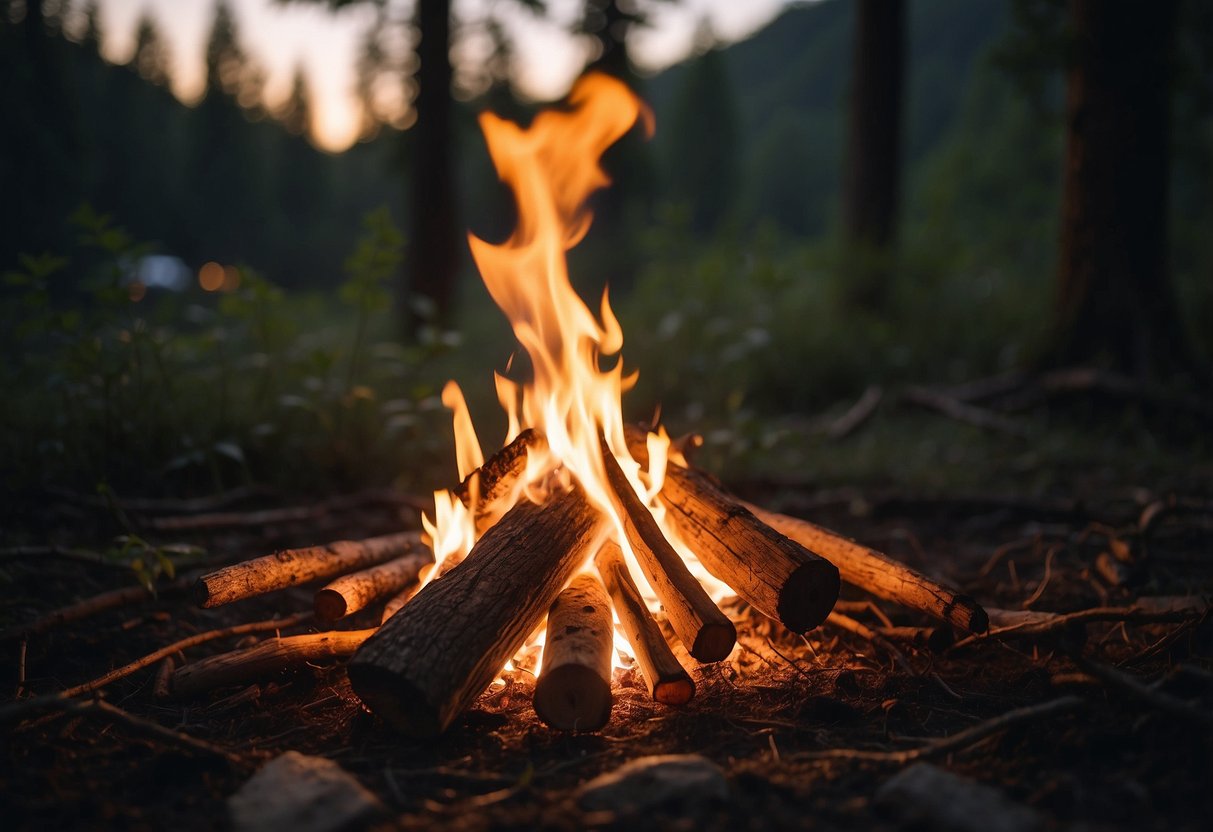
top-left (422, 73), bottom-right (735, 675)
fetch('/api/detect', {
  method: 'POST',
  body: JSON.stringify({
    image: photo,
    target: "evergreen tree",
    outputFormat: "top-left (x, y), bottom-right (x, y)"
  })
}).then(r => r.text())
top-left (131, 12), bottom-right (171, 87)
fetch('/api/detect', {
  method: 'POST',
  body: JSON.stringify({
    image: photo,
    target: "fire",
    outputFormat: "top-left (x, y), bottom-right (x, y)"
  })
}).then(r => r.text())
top-left (424, 73), bottom-right (734, 676)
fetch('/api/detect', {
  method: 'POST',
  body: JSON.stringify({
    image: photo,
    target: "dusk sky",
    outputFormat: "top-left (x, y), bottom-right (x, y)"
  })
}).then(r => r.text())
top-left (93, 0), bottom-right (793, 152)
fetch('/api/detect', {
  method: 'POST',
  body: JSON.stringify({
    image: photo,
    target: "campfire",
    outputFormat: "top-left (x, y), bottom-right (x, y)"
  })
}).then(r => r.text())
top-left (189, 73), bottom-right (987, 736)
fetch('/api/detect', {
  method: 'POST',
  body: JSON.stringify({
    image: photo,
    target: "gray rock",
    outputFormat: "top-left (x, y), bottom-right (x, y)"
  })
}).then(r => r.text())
top-left (228, 751), bottom-right (385, 832)
top-left (875, 762), bottom-right (1042, 832)
top-left (576, 754), bottom-right (728, 817)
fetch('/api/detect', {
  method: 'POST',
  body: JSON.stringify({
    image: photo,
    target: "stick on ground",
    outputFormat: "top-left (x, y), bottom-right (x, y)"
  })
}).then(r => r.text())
top-left (195, 531), bottom-right (423, 608)
top-left (595, 541), bottom-right (694, 705)
top-left (314, 547), bottom-right (433, 621)
top-left (533, 573), bottom-right (614, 731)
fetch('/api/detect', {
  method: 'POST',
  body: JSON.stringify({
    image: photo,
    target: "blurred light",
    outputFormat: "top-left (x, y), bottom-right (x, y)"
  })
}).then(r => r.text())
top-left (137, 254), bottom-right (191, 291)
top-left (128, 281), bottom-right (148, 303)
top-left (222, 265), bottom-right (242, 292)
top-left (199, 261), bottom-right (224, 291)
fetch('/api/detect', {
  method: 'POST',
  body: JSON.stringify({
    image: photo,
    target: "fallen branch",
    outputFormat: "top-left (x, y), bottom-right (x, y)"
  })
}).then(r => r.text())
top-left (173, 629), bottom-right (375, 699)
top-left (314, 547), bottom-right (433, 621)
top-left (901, 385), bottom-right (1029, 437)
top-left (826, 385), bottom-right (883, 440)
top-left (595, 540), bottom-right (694, 706)
top-left (953, 599), bottom-right (1211, 650)
top-left (600, 437), bottom-right (735, 662)
top-left (1070, 654), bottom-right (1213, 729)
top-left (533, 574), bottom-right (614, 731)
top-left (747, 504), bottom-right (987, 634)
top-left (788, 695), bottom-right (1084, 764)
top-left (195, 531), bottom-right (423, 607)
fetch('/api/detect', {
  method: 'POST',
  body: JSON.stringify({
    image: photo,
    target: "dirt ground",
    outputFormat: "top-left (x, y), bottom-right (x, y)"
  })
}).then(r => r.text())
top-left (3, 465), bottom-right (1212, 831)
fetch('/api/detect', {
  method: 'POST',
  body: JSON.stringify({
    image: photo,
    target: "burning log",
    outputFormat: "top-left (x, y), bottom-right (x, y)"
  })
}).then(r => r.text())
top-left (745, 504), bottom-right (989, 634)
top-left (172, 629), bottom-right (375, 699)
top-left (533, 573), bottom-right (615, 731)
top-left (348, 486), bottom-right (603, 736)
top-left (452, 429), bottom-right (544, 531)
top-left (600, 437), bottom-right (736, 662)
top-left (625, 427), bottom-right (840, 634)
top-left (314, 547), bottom-right (433, 622)
top-left (195, 532), bottom-right (423, 608)
top-left (594, 541), bottom-right (695, 705)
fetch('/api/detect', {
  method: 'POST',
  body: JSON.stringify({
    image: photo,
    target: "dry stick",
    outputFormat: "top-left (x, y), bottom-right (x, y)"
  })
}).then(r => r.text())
top-left (152, 657), bottom-right (175, 701)
top-left (195, 531), bottom-right (422, 608)
top-left (314, 547), bottom-right (433, 621)
top-left (826, 612), bottom-right (914, 675)
top-left (0, 574), bottom-right (195, 644)
top-left (625, 428), bottom-right (840, 634)
top-left (1070, 654), bottom-right (1213, 729)
top-left (595, 541), bottom-right (694, 706)
top-left (172, 629), bottom-right (375, 699)
top-left (533, 573), bottom-right (615, 731)
top-left (746, 504), bottom-right (988, 634)
top-left (953, 600), bottom-right (1210, 650)
top-left (826, 384), bottom-right (883, 440)
top-left (600, 438), bottom-right (735, 662)
top-left (900, 385), bottom-right (1030, 437)
top-left (788, 695), bottom-right (1084, 764)
top-left (348, 486), bottom-right (604, 737)
top-left (59, 698), bottom-right (247, 765)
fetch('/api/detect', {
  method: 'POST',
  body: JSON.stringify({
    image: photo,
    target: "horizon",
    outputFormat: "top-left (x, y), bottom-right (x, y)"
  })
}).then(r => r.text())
top-left (88, 0), bottom-right (796, 153)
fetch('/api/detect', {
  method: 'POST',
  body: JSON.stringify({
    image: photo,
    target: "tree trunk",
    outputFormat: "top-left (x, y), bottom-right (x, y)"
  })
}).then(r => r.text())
top-left (842, 0), bottom-right (905, 311)
top-left (403, 0), bottom-right (459, 335)
top-left (1051, 0), bottom-right (1195, 379)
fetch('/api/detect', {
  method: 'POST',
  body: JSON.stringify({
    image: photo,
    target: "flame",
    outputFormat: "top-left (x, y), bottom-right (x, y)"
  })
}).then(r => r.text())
top-left (424, 73), bottom-right (733, 675)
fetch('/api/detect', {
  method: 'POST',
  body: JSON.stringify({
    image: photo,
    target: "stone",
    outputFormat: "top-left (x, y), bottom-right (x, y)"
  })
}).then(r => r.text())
top-left (875, 762), bottom-right (1042, 832)
top-left (228, 751), bottom-right (385, 832)
top-left (576, 754), bottom-right (728, 817)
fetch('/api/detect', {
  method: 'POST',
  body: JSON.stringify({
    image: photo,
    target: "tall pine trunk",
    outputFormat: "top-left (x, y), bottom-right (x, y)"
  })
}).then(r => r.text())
top-left (403, 0), bottom-right (459, 335)
top-left (1051, 0), bottom-right (1196, 378)
top-left (842, 0), bottom-right (905, 311)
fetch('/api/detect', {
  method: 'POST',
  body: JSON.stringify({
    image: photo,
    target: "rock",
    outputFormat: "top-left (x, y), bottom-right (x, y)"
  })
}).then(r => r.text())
top-left (228, 751), bottom-right (385, 832)
top-left (875, 763), bottom-right (1042, 832)
top-left (576, 754), bottom-right (728, 818)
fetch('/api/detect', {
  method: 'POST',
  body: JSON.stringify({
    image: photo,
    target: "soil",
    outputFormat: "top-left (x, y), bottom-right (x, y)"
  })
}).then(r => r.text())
top-left (2, 475), bottom-right (1211, 831)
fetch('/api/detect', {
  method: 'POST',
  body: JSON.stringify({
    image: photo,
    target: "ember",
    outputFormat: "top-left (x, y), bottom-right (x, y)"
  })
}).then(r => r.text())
top-left (187, 73), bottom-right (987, 737)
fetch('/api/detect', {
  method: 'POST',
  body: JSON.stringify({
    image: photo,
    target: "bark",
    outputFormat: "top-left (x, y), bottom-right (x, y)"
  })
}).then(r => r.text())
top-left (195, 532), bottom-right (422, 608)
top-left (172, 630), bottom-right (375, 699)
top-left (595, 541), bottom-right (694, 705)
top-left (842, 0), bottom-right (905, 309)
top-left (626, 428), bottom-right (839, 634)
top-left (1051, 0), bottom-right (1195, 378)
top-left (314, 548), bottom-right (433, 621)
top-left (533, 574), bottom-right (614, 731)
top-left (403, 0), bottom-right (460, 333)
top-left (452, 429), bottom-right (545, 532)
top-left (348, 487), bottom-right (603, 736)
top-left (746, 504), bottom-right (988, 634)
top-left (601, 437), bottom-right (735, 662)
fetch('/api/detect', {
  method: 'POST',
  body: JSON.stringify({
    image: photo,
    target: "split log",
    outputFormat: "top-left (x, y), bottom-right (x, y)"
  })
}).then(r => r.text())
top-left (625, 427), bottom-right (839, 633)
top-left (533, 574), bottom-right (614, 731)
top-left (452, 428), bottom-right (545, 531)
top-left (745, 504), bottom-right (988, 634)
top-left (348, 486), bottom-right (603, 736)
top-left (195, 532), bottom-right (423, 608)
top-left (594, 541), bottom-right (694, 705)
top-left (172, 630), bottom-right (375, 699)
top-left (314, 547), bottom-right (433, 621)
top-left (600, 438), bottom-right (735, 662)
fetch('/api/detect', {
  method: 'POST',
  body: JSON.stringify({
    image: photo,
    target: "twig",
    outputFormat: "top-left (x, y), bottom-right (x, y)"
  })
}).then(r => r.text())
top-left (826, 612), bottom-right (914, 675)
top-left (1071, 655), bottom-right (1213, 729)
top-left (15, 638), bottom-right (27, 698)
top-left (1021, 545), bottom-right (1059, 608)
top-left (0, 574), bottom-right (196, 644)
top-left (952, 601), bottom-right (1210, 651)
top-left (787, 695), bottom-right (1084, 764)
top-left (900, 386), bottom-right (1030, 438)
top-left (826, 385), bottom-right (883, 440)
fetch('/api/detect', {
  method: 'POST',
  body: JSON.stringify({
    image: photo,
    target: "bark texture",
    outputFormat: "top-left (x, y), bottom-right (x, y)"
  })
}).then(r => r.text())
top-left (533, 574), bottom-right (615, 731)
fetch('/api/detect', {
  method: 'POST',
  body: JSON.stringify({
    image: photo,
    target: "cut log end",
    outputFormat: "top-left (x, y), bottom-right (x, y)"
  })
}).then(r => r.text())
top-left (313, 589), bottom-right (348, 622)
top-left (653, 678), bottom-right (695, 706)
top-left (691, 620), bottom-right (739, 663)
top-left (954, 596), bottom-right (989, 634)
top-left (777, 559), bottom-right (842, 634)
top-left (533, 664), bottom-right (612, 731)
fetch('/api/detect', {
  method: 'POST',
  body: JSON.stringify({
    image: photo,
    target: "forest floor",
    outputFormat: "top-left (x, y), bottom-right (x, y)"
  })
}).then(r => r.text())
top-left (2, 405), bottom-right (1212, 831)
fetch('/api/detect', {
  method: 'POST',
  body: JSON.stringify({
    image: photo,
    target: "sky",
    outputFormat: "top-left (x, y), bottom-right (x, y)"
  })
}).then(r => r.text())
top-left (95, 0), bottom-right (793, 153)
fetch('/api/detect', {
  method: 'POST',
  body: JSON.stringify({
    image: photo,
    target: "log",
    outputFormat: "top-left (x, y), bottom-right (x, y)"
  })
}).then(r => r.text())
top-left (452, 428), bottom-right (545, 531)
top-left (745, 504), bottom-right (988, 634)
top-left (625, 427), bottom-right (839, 634)
top-left (533, 573), bottom-right (614, 731)
top-left (172, 630), bottom-right (375, 698)
top-left (314, 547), bottom-right (433, 621)
top-left (594, 541), bottom-right (694, 705)
top-left (195, 532), bottom-right (423, 608)
top-left (600, 437), bottom-right (735, 662)
top-left (348, 486), bottom-right (603, 736)
top-left (380, 577), bottom-right (428, 624)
